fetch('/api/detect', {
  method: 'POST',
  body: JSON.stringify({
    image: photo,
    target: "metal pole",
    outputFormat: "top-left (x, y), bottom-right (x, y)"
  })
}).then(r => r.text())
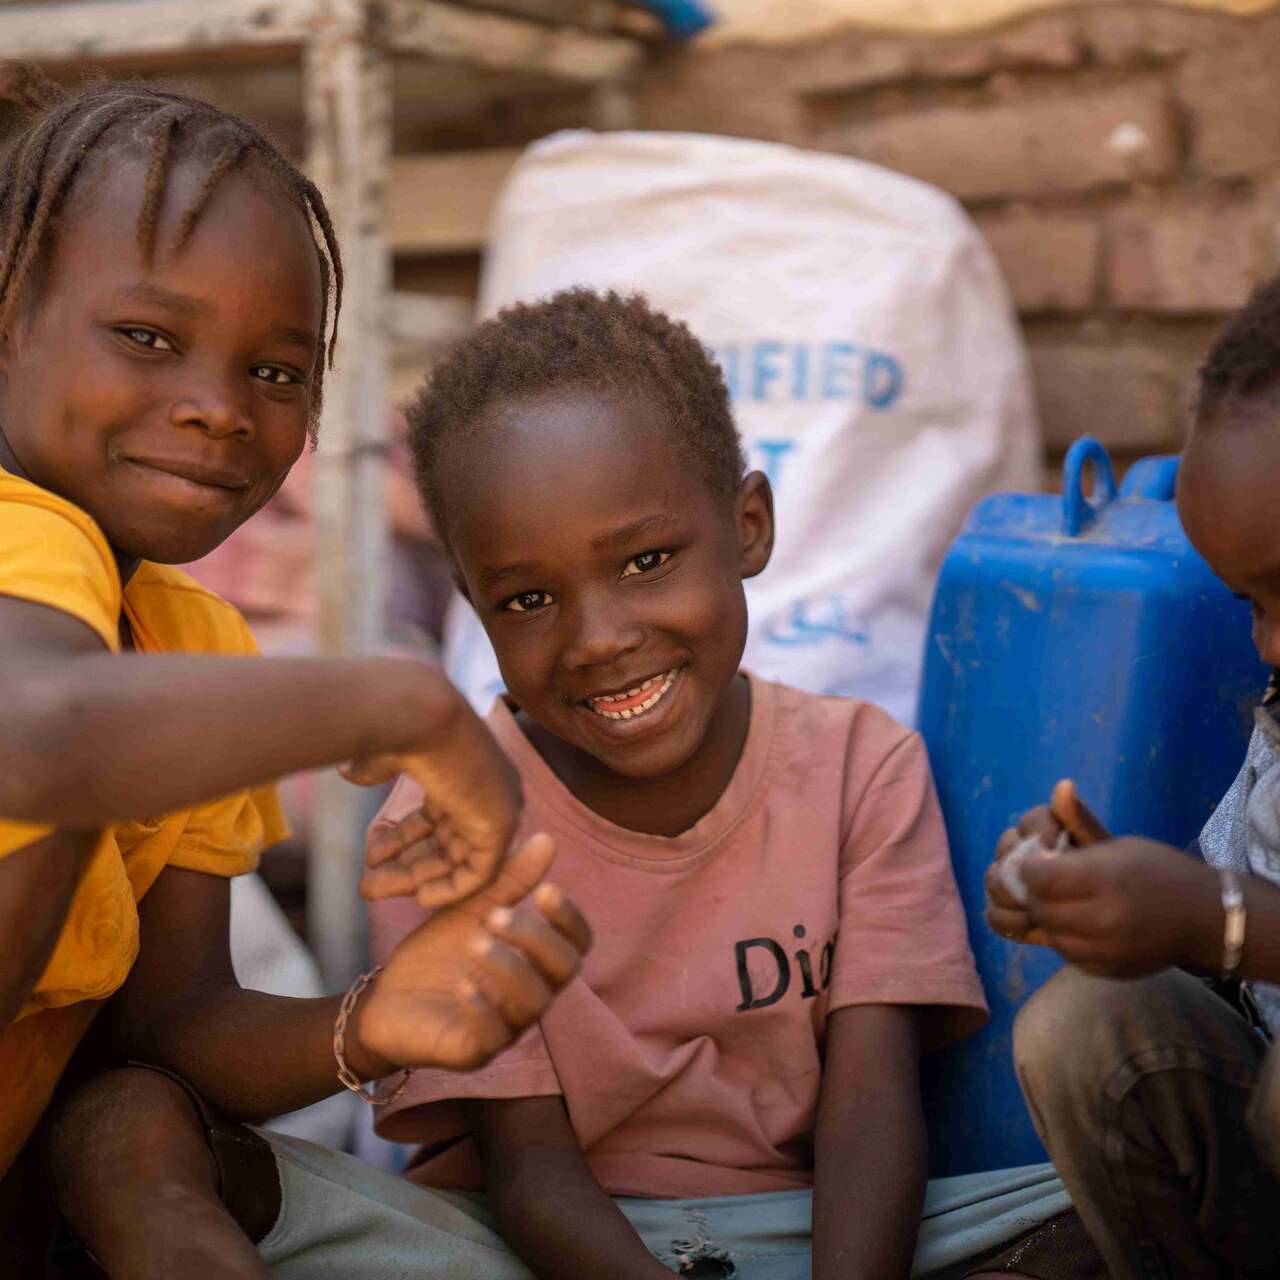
top-left (303, 0), bottom-right (392, 987)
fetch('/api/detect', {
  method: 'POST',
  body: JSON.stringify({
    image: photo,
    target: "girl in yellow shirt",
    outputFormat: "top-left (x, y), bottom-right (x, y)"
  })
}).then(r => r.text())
top-left (0, 66), bottom-right (588, 1275)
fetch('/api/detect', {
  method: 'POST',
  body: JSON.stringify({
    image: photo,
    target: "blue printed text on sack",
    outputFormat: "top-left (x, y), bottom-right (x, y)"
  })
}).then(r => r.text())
top-left (712, 340), bottom-right (904, 409)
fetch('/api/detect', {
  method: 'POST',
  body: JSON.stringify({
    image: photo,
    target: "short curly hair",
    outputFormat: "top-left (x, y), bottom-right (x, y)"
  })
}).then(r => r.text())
top-left (406, 288), bottom-right (745, 547)
top-left (1198, 272), bottom-right (1280, 422)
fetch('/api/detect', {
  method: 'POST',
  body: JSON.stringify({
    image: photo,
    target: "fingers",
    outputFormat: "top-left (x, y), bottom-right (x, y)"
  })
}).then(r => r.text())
top-left (985, 902), bottom-right (1051, 948)
top-left (984, 860), bottom-right (1024, 912)
top-left (1050, 779), bottom-right (1109, 845)
top-left (1020, 847), bottom-right (1103, 901)
top-left (465, 932), bottom-right (554, 1028)
top-left (1017, 805), bottom-right (1064, 847)
top-left (486, 897), bottom-right (588, 990)
top-left (479, 833), bottom-right (557, 910)
top-left (533, 883), bottom-right (593, 956)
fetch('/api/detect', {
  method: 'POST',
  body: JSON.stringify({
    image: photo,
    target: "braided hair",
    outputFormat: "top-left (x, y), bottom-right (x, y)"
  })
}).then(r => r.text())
top-left (0, 65), bottom-right (342, 430)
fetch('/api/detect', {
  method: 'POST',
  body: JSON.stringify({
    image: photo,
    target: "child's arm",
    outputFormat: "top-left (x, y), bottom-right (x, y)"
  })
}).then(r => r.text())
top-left (0, 598), bottom-right (503, 831)
top-left (0, 593), bottom-right (517, 1026)
top-left (109, 836), bottom-right (590, 1120)
top-left (987, 779), bottom-right (1280, 982)
top-left (465, 1096), bottom-right (674, 1280)
top-left (813, 1004), bottom-right (927, 1280)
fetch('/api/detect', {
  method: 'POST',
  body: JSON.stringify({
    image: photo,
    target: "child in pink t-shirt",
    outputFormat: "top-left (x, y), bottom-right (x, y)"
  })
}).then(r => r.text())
top-left (368, 289), bottom-right (1080, 1279)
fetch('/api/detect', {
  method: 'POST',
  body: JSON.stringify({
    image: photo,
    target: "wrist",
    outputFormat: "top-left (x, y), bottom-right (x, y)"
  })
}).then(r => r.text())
top-left (337, 975), bottom-right (399, 1083)
top-left (364, 657), bottom-right (460, 758)
top-left (1184, 863), bottom-right (1238, 975)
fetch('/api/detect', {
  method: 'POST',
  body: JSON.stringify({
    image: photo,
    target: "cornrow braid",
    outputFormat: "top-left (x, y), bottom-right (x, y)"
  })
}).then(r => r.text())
top-left (0, 65), bottom-right (343, 432)
top-left (406, 287), bottom-right (746, 551)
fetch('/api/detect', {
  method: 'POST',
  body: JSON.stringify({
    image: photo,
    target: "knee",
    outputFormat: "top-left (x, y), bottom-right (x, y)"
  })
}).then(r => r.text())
top-left (1013, 967), bottom-right (1113, 1097)
top-left (43, 1066), bottom-right (210, 1205)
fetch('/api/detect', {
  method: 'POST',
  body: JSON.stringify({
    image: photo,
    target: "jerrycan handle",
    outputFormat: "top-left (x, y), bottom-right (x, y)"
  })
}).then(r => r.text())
top-left (1119, 454), bottom-right (1179, 501)
top-left (1062, 436), bottom-right (1118, 537)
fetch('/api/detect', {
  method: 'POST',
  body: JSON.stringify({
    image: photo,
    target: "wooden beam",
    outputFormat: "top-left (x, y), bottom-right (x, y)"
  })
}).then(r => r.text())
top-left (0, 0), bottom-right (319, 66)
top-left (389, 147), bottom-right (521, 254)
top-left (382, 0), bottom-right (643, 81)
top-left (304, 0), bottom-right (393, 985)
top-left (0, 0), bottom-right (643, 81)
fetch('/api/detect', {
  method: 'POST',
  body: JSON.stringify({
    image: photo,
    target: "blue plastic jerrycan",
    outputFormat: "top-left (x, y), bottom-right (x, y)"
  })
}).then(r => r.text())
top-left (917, 436), bottom-right (1265, 1176)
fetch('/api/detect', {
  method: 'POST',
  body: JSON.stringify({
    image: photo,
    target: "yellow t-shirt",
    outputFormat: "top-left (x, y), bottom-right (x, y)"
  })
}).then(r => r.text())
top-left (0, 470), bottom-right (288, 1174)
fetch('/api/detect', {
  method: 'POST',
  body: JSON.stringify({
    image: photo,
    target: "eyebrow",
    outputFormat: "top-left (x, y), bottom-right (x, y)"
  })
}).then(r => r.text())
top-left (117, 282), bottom-right (212, 315)
top-left (478, 560), bottom-right (542, 592)
top-left (476, 513), bottom-right (679, 593)
top-left (116, 284), bottom-right (318, 354)
top-left (589, 512), bottom-right (677, 552)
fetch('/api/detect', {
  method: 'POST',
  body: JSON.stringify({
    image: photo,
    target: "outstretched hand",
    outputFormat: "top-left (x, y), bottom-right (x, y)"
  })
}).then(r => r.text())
top-left (349, 833), bottom-right (592, 1076)
top-left (343, 702), bottom-right (523, 907)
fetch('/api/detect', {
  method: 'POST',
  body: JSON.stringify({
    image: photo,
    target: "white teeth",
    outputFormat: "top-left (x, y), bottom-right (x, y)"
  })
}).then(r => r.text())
top-left (588, 669), bottom-right (678, 721)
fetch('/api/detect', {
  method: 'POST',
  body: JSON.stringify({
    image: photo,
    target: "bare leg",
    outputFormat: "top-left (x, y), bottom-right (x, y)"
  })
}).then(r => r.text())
top-left (43, 1066), bottom-right (271, 1280)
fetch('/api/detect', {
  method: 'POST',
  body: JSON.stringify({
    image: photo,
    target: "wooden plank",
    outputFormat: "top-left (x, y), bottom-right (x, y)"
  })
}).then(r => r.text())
top-left (389, 147), bottom-right (521, 253)
top-left (383, 0), bottom-right (643, 81)
top-left (0, 0), bottom-right (320, 65)
top-left (0, 0), bottom-right (642, 82)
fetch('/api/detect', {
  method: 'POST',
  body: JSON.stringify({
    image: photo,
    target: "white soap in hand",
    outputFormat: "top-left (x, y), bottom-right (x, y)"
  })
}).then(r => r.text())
top-left (1000, 829), bottom-right (1068, 905)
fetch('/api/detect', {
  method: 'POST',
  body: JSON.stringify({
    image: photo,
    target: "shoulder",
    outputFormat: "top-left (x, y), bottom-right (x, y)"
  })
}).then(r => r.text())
top-left (0, 471), bottom-right (121, 649)
top-left (126, 562), bottom-right (261, 656)
top-left (764, 677), bottom-right (919, 780)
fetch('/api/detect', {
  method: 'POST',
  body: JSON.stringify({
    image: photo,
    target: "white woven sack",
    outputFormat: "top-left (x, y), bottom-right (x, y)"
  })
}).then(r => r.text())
top-left (443, 130), bottom-right (1041, 725)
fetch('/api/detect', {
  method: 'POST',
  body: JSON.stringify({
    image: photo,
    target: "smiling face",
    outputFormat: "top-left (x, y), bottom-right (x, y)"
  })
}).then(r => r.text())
top-left (439, 387), bottom-right (773, 787)
top-left (1180, 396), bottom-right (1280, 666)
top-left (0, 151), bottom-right (323, 565)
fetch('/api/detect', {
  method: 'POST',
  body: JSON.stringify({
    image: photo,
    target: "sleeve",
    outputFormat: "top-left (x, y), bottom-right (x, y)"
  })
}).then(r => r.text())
top-left (0, 495), bottom-right (120, 651)
top-left (365, 773), bottom-right (562, 1145)
top-left (828, 727), bottom-right (988, 1051)
top-left (0, 818), bottom-right (57, 859)
top-left (0, 495), bottom-right (120, 858)
top-left (166, 603), bottom-right (289, 876)
top-left (1195, 722), bottom-right (1265, 871)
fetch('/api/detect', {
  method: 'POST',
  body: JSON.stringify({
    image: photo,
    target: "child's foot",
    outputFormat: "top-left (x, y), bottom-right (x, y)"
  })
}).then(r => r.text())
top-left (43, 1066), bottom-right (271, 1279)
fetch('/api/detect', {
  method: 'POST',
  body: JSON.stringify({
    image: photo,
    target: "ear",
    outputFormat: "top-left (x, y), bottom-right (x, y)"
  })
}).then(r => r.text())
top-left (735, 470), bottom-right (774, 581)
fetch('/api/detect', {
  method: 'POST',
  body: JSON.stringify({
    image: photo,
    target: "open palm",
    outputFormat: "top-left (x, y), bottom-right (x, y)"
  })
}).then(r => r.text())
top-left (344, 701), bottom-right (523, 908)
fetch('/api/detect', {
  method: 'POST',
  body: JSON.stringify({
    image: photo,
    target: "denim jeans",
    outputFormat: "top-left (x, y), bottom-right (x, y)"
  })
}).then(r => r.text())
top-left (1014, 966), bottom-right (1280, 1279)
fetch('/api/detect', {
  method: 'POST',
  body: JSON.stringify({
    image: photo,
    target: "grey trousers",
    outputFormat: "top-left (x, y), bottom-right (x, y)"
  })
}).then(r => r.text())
top-left (1014, 966), bottom-right (1280, 1280)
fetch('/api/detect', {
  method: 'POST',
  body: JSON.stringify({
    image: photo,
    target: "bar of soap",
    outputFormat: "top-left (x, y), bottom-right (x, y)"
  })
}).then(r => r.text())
top-left (1000, 830), bottom-right (1067, 905)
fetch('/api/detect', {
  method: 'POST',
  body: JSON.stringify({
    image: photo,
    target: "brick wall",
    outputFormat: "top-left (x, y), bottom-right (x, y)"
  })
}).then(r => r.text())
top-left (618, 4), bottom-right (1280, 478)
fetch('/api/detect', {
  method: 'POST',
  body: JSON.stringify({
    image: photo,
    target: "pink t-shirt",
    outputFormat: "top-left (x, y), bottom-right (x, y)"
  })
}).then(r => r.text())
top-left (369, 674), bottom-right (987, 1199)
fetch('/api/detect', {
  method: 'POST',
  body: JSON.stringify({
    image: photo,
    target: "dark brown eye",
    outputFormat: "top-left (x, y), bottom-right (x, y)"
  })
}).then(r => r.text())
top-left (621, 550), bottom-right (671, 578)
top-left (505, 590), bottom-right (552, 613)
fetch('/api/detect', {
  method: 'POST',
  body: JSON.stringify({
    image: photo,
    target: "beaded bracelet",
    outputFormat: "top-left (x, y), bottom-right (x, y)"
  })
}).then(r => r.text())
top-left (333, 965), bottom-right (411, 1107)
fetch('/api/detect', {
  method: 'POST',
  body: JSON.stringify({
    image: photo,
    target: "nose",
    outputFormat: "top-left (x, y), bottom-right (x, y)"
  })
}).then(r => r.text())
top-left (170, 366), bottom-right (254, 439)
top-left (560, 589), bottom-right (645, 672)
